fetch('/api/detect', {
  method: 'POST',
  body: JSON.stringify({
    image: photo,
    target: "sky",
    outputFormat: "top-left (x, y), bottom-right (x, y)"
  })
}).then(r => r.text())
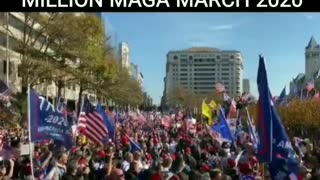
top-left (103, 13), bottom-right (320, 105)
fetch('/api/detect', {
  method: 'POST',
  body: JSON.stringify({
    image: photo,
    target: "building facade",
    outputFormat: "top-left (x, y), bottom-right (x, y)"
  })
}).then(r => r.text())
top-left (130, 63), bottom-right (144, 88)
top-left (305, 36), bottom-right (320, 82)
top-left (243, 78), bottom-right (250, 94)
top-left (163, 47), bottom-right (244, 102)
top-left (290, 37), bottom-right (320, 95)
top-left (118, 42), bottom-right (131, 69)
top-left (0, 13), bottom-right (98, 107)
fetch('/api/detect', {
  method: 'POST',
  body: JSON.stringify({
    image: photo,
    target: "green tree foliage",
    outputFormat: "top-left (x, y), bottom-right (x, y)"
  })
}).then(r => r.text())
top-left (5, 13), bottom-right (144, 124)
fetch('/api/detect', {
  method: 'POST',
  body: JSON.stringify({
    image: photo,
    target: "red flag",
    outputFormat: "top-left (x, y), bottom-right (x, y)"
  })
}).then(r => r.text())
top-left (306, 81), bottom-right (315, 92)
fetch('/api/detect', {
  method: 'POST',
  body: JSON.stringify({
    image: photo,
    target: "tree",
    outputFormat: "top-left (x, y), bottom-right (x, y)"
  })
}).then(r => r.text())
top-left (247, 99), bottom-right (320, 140)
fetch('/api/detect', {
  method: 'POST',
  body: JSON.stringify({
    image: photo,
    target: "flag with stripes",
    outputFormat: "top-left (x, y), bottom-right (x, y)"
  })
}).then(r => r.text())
top-left (215, 83), bottom-right (225, 93)
top-left (0, 80), bottom-right (13, 101)
top-left (223, 93), bottom-right (231, 102)
top-left (78, 97), bottom-right (108, 144)
top-left (305, 81), bottom-right (315, 92)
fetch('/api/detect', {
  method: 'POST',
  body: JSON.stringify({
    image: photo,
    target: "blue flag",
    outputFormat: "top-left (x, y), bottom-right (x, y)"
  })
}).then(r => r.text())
top-left (235, 115), bottom-right (244, 142)
top-left (127, 135), bottom-right (141, 153)
top-left (29, 89), bottom-right (73, 149)
top-left (212, 108), bottom-right (234, 143)
top-left (247, 117), bottom-right (258, 148)
top-left (96, 103), bottom-right (115, 140)
top-left (268, 93), bottom-right (300, 179)
top-left (256, 56), bottom-right (300, 178)
top-left (276, 87), bottom-right (287, 105)
top-left (256, 55), bottom-right (273, 163)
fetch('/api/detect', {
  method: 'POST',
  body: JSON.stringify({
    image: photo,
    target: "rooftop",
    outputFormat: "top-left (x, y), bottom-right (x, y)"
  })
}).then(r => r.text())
top-left (306, 36), bottom-right (320, 49)
top-left (168, 47), bottom-right (241, 54)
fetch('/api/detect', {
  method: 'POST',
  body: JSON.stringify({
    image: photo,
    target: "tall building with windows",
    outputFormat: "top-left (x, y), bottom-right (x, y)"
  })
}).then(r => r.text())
top-left (243, 78), bottom-right (250, 94)
top-left (118, 42), bottom-right (131, 69)
top-left (163, 47), bottom-right (244, 102)
top-left (130, 63), bottom-right (144, 88)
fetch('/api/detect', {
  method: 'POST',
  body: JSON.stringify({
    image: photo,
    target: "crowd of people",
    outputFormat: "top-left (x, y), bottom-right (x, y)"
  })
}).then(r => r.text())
top-left (0, 108), bottom-right (319, 180)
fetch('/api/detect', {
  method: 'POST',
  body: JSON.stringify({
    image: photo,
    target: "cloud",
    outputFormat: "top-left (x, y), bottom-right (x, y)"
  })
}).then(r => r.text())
top-left (305, 15), bottom-right (314, 20)
top-left (303, 14), bottom-right (317, 20)
top-left (210, 24), bottom-right (234, 31)
top-left (185, 34), bottom-right (232, 48)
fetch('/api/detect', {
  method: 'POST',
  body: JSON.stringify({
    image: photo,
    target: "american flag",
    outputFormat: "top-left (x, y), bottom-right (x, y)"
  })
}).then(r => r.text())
top-left (223, 93), bottom-right (231, 102)
top-left (0, 80), bottom-right (13, 101)
top-left (78, 97), bottom-right (108, 144)
top-left (227, 99), bottom-right (237, 119)
top-left (306, 81), bottom-right (315, 92)
top-left (215, 83), bottom-right (225, 93)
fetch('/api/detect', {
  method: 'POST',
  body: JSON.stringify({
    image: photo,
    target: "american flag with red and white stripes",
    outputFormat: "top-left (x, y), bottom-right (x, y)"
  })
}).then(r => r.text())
top-left (215, 83), bottom-right (225, 93)
top-left (78, 97), bottom-right (108, 144)
top-left (306, 81), bottom-right (315, 92)
top-left (0, 80), bottom-right (13, 101)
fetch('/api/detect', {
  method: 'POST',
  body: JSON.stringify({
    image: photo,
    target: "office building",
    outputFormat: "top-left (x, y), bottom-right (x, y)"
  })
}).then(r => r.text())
top-left (0, 13), bottom-right (96, 104)
top-left (163, 47), bottom-right (244, 101)
top-left (118, 42), bottom-right (131, 69)
top-left (243, 78), bottom-right (250, 94)
top-left (130, 63), bottom-right (144, 88)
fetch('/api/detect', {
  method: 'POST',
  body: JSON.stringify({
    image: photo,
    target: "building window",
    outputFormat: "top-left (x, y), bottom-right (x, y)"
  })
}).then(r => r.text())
top-left (194, 68), bottom-right (215, 71)
top-left (194, 77), bottom-right (215, 80)
top-left (180, 78), bottom-right (187, 81)
top-left (180, 73), bottom-right (187, 76)
top-left (180, 68), bottom-right (188, 71)
top-left (173, 56), bottom-right (178, 60)
top-left (194, 73), bottom-right (215, 76)
top-left (3, 61), bottom-right (13, 75)
top-left (181, 59), bottom-right (187, 63)
top-left (221, 73), bottom-right (229, 76)
top-left (217, 56), bottom-right (220, 59)
top-left (230, 55), bottom-right (234, 59)
top-left (9, 14), bottom-right (25, 32)
top-left (17, 64), bottom-right (21, 77)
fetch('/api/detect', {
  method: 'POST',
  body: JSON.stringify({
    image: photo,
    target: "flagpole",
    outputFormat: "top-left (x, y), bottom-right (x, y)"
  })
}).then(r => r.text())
top-left (5, 12), bottom-right (10, 85)
top-left (76, 95), bottom-right (84, 140)
top-left (27, 84), bottom-right (35, 180)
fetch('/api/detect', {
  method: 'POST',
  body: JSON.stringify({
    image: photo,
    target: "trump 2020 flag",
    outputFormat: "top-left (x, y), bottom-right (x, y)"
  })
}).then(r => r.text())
top-left (212, 108), bottom-right (234, 143)
top-left (256, 56), bottom-right (300, 178)
top-left (96, 103), bottom-right (115, 140)
top-left (256, 55), bottom-right (273, 163)
top-left (29, 89), bottom-right (73, 149)
top-left (268, 90), bottom-right (300, 179)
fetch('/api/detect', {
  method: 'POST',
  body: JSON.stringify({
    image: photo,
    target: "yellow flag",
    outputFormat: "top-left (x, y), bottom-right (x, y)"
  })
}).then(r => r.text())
top-left (202, 101), bottom-right (213, 125)
top-left (208, 100), bottom-right (218, 110)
